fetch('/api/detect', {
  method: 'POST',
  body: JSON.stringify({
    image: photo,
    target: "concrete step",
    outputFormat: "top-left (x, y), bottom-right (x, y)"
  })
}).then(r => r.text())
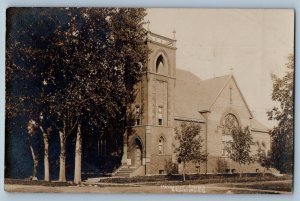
top-left (115, 173), bottom-right (130, 175)
top-left (116, 173), bottom-right (131, 176)
top-left (117, 170), bottom-right (133, 173)
top-left (116, 171), bottom-right (133, 174)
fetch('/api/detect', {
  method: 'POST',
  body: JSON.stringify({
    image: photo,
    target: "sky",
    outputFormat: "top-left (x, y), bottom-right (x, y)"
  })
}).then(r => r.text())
top-left (145, 8), bottom-right (294, 128)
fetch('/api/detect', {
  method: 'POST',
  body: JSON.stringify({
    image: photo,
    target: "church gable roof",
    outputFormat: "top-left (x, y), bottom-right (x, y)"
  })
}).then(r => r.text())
top-left (174, 69), bottom-right (254, 121)
top-left (197, 75), bottom-right (232, 112)
top-left (201, 75), bottom-right (254, 118)
top-left (174, 69), bottom-right (269, 133)
top-left (174, 69), bottom-right (232, 122)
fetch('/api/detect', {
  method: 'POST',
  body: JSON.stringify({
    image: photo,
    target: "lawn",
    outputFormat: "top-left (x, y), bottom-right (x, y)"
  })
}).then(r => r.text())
top-left (4, 173), bottom-right (292, 189)
top-left (98, 173), bottom-right (292, 186)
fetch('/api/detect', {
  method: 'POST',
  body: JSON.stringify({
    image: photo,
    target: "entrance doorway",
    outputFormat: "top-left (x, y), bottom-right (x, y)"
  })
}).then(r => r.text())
top-left (131, 138), bottom-right (143, 167)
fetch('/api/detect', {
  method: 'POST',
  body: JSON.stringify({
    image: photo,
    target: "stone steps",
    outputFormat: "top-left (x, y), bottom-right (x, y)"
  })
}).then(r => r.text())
top-left (113, 167), bottom-right (136, 177)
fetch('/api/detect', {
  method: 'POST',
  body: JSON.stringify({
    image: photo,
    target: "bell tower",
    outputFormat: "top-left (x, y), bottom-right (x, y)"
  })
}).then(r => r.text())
top-left (144, 31), bottom-right (177, 127)
top-left (140, 31), bottom-right (177, 174)
top-left (121, 30), bottom-right (177, 176)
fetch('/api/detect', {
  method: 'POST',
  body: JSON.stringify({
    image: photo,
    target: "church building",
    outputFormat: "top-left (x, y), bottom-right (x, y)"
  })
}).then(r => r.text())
top-left (113, 31), bottom-right (271, 177)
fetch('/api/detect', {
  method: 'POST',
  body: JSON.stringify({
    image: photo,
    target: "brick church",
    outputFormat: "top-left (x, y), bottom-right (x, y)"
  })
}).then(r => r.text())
top-left (113, 31), bottom-right (271, 177)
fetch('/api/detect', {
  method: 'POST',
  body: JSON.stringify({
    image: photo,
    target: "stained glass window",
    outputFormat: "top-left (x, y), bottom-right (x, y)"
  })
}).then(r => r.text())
top-left (222, 113), bottom-right (239, 156)
top-left (222, 113), bottom-right (239, 135)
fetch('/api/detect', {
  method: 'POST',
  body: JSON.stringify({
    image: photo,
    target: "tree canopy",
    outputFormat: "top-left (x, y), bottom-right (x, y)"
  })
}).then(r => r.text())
top-left (267, 54), bottom-right (294, 173)
top-left (5, 7), bottom-right (149, 180)
top-left (6, 7), bottom-right (148, 128)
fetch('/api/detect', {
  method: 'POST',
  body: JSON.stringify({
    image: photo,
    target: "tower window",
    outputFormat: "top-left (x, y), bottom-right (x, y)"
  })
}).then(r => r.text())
top-left (156, 55), bottom-right (164, 72)
top-left (135, 105), bottom-right (141, 125)
top-left (158, 119), bottom-right (163, 125)
top-left (158, 137), bottom-right (164, 154)
top-left (158, 106), bottom-right (163, 125)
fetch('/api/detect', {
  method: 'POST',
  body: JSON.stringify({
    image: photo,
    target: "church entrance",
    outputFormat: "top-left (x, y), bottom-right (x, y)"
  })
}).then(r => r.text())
top-left (131, 138), bottom-right (143, 167)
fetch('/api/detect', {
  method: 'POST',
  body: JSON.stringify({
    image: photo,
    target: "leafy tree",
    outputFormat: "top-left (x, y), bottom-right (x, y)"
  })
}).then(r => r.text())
top-left (255, 142), bottom-right (272, 176)
top-left (175, 122), bottom-right (207, 181)
top-left (267, 54), bottom-right (294, 174)
top-left (54, 8), bottom-right (148, 184)
top-left (6, 8), bottom-right (68, 181)
top-left (226, 126), bottom-right (254, 178)
top-left (6, 8), bottom-right (149, 183)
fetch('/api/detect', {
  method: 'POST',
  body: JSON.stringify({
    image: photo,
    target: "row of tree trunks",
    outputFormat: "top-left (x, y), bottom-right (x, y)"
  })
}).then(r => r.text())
top-left (29, 119), bottom-right (83, 183)
top-left (57, 121), bottom-right (82, 184)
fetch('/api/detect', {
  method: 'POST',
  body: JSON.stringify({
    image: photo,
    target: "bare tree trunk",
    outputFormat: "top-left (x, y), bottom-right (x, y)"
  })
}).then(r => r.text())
top-left (29, 144), bottom-right (38, 180)
top-left (27, 120), bottom-right (38, 180)
top-left (74, 123), bottom-right (82, 184)
top-left (239, 164), bottom-right (242, 178)
top-left (59, 122), bottom-right (66, 182)
top-left (40, 126), bottom-right (50, 181)
top-left (182, 162), bottom-right (186, 181)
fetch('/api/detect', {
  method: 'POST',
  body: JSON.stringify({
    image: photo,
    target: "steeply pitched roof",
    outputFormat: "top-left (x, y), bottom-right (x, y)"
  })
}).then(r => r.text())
top-left (174, 69), bottom-right (205, 122)
top-left (174, 69), bottom-right (232, 122)
top-left (174, 68), bottom-right (267, 132)
top-left (251, 118), bottom-right (270, 132)
top-left (196, 75), bottom-right (232, 112)
top-left (176, 68), bottom-right (202, 83)
top-left (174, 69), bottom-right (253, 121)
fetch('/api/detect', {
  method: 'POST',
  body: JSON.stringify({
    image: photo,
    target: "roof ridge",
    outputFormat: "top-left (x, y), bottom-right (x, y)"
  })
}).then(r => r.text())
top-left (176, 68), bottom-right (202, 82)
top-left (201, 74), bottom-right (231, 82)
top-left (207, 75), bottom-right (232, 111)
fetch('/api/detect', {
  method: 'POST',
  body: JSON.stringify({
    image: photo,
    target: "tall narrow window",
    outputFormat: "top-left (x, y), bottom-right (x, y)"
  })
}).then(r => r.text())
top-left (158, 106), bottom-right (163, 125)
top-left (135, 105), bottom-right (141, 125)
top-left (158, 137), bottom-right (164, 154)
top-left (229, 87), bottom-right (233, 104)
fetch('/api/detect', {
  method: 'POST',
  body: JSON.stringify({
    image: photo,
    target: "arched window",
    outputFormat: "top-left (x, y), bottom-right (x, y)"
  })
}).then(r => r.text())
top-left (156, 55), bottom-right (164, 73)
top-left (221, 113), bottom-right (239, 157)
top-left (222, 113), bottom-right (239, 135)
top-left (158, 136), bottom-right (164, 155)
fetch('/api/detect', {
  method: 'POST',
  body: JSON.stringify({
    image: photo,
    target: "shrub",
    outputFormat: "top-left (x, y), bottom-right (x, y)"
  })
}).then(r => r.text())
top-left (215, 158), bottom-right (228, 173)
top-left (165, 159), bottom-right (178, 175)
